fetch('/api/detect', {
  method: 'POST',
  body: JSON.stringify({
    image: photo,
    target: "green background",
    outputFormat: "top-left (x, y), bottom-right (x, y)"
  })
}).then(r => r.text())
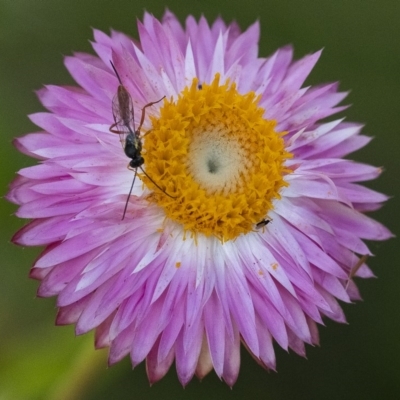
top-left (1, 0), bottom-right (399, 399)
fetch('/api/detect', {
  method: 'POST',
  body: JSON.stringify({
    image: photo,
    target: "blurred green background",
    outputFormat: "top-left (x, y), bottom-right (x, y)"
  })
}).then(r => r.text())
top-left (1, 0), bottom-right (399, 399)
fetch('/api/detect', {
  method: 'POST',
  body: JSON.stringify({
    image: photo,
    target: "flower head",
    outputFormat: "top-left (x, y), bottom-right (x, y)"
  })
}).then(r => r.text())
top-left (7, 11), bottom-right (392, 386)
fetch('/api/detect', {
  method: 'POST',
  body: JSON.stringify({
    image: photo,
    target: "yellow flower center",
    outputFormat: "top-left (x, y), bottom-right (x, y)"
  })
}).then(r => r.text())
top-left (141, 74), bottom-right (291, 242)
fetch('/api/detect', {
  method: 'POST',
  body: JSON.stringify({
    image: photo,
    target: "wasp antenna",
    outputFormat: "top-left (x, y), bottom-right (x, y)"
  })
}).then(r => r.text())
top-left (110, 60), bottom-right (123, 85)
top-left (139, 166), bottom-right (175, 199)
top-left (122, 169), bottom-right (137, 220)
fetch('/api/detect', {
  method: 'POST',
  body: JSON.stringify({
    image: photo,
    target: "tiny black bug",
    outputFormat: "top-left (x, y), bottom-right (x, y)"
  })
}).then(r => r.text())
top-left (255, 219), bottom-right (271, 230)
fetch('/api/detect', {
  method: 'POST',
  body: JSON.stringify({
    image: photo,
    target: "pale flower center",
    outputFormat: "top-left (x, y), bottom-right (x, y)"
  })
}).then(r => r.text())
top-left (187, 126), bottom-right (246, 195)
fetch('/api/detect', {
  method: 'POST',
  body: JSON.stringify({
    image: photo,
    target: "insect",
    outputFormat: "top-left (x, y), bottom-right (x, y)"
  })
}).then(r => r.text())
top-left (255, 219), bottom-right (271, 230)
top-left (109, 60), bottom-right (173, 219)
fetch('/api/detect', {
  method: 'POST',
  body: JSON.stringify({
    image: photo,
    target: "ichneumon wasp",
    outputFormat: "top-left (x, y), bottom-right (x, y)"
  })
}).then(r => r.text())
top-left (109, 60), bottom-right (173, 219)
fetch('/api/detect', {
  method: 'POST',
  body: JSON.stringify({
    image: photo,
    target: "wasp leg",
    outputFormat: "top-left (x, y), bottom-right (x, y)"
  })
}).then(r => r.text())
top-left (109, 122), bottom-right (121, 134)
top-left (137, 96), bottom-right (166, 132)
top-left (121, 167), bottom-right (137, 220)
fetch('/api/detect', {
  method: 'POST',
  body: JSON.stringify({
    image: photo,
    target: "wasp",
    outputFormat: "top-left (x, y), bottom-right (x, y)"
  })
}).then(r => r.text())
top-left (109, 60), bottom-right (173, 219)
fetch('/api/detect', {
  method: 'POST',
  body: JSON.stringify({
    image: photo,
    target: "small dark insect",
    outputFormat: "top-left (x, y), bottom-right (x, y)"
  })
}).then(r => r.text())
top-left (109, 60), bottom-right (173, 219)
top-left (255, 219), bottom-right (271, 230)
top-left (198, 83), bottom-right (203, 90)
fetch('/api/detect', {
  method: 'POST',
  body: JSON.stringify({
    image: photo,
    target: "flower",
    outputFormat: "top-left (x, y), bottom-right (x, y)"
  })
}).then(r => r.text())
top-left (7, 11), bottom-right (392, 386)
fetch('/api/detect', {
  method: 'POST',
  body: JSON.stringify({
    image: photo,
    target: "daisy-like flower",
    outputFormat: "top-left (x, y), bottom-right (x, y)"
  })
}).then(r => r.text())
top-left (8, 11), bottom-right (392, 386)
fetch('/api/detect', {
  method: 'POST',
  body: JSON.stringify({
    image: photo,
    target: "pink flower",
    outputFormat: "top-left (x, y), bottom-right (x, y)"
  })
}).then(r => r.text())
top-left (7, 11), bottom-right (392, 386)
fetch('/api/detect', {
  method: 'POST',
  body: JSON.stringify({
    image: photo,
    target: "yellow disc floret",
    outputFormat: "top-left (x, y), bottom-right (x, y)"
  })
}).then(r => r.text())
top-left (141, 74), bottom-right (291, 242)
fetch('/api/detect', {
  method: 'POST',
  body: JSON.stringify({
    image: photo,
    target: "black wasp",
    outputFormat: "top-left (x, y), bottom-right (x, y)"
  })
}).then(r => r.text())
top-left (109, 60), bottom-right (173, 219)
